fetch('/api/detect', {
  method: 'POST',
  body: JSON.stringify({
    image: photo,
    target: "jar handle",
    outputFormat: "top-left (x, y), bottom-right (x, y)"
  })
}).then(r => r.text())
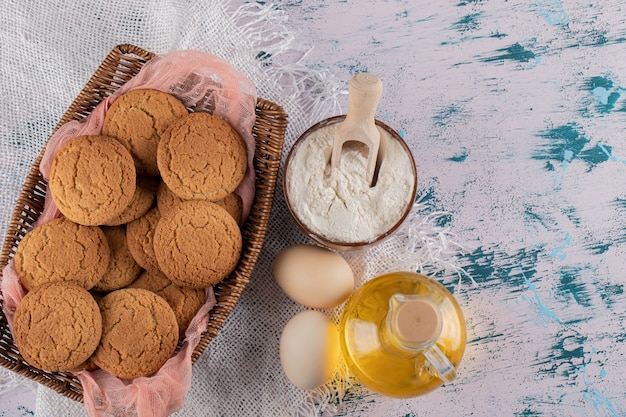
top-left (422, 343), bottom-right (457, 383)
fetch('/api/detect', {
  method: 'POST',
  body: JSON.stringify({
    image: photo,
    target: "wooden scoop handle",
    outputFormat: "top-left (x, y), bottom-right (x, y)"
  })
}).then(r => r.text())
top-left (331, 73), bottom-right (384, 186)
top-left (343, 73), bottom-right (383, 143)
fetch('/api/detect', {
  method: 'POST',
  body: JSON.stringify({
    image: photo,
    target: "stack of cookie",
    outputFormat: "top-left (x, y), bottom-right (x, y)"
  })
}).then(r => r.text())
top-left (11, 89), bottom-right (247, 379)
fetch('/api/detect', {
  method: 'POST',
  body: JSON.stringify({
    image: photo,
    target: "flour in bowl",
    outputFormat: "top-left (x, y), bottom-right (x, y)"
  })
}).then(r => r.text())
top-left (286, 123), bottom-right (415, 243)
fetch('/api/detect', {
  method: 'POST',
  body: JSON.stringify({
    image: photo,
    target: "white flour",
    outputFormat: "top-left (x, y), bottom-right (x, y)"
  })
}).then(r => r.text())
top-left (286, 123), bottom-right (415, 243)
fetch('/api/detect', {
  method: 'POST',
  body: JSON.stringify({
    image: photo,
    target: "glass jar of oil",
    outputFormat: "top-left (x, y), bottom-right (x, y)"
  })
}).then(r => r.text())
top-left (338, 271), bottom-right (466, 398)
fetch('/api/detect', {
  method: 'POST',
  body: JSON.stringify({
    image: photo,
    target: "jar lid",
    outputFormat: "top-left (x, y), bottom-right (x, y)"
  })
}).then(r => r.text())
top-left (390, 295), bottom-right (442, 347)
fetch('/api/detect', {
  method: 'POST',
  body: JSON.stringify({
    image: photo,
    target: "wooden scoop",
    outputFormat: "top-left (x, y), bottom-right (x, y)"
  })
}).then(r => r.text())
top-left (330, 73), bottom-right (386, 187)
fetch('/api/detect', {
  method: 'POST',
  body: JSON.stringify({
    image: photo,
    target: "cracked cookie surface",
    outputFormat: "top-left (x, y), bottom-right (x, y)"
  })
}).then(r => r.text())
top-left (217, 192), bottom-right (243, 224)
top-left (48, 135), bottom-right (136, 226)
top-left (129, 269), bottom-right (206, 339)
top-left (102, 89), bottom-right (188, 176)
top-left (92, 288), bottom-right (178, 380)
top-left (156, 180), bottom-right (242, 223)
top-left (153, 200), bottom-right (242, 288)
top-left (13, 282), bottom-right (102, 372)
top-left (155, 180), bottom-right (185, 217)
top-left (157, 112), bottom-right (247, 201)
top-left (103, 176), bottom-right (158, 226)
top-left (94, 226), bottom-right (143, 292)
top-left (14, 217), bottom-right (110, 291)
top-left (126, 206), bottom-right (161, 273)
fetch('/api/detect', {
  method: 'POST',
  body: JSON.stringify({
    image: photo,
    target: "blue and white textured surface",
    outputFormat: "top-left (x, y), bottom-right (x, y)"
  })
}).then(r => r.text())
top-left (2, 0), bottom-right (626, 416)
top-left (266, 1), bottom-right (626, 415)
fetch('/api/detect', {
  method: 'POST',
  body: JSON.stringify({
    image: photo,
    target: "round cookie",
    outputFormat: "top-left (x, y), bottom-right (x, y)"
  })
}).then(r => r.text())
top-left (157, 112), bottom-right (247, 201)
top-left (126, 206), bottom-right (161, 273)
top-left (102, 89), bottom-right (188, 176)
top-left (14, 217), bottom-right (110, 291)
top-left (93, 226), bottom-right (143, 292)
top-left (128, 269), bottom-right (206, 339)
top-left (155, 180), bottom-right (185, 217)
top-left (103, 176), bottom-right (158, 226)
top-left (153, 200), bottom-right (242, 289)
top-left (157, 180), bottom-right (242, 222)
top-left (48, 135), bottom-right (136, 226)
top-left (13, 282), bottom-right (102, 372)
top-left (92, 288), bottom-right (178, 379)
top-left (218, 192), bottom-right (243, 224)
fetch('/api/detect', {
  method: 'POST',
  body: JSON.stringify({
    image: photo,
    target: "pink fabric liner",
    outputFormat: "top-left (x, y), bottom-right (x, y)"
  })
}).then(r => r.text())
top-left (1, 50), bottom-right (258, 416)
top-left (77, 287), bottom-right (216, 417)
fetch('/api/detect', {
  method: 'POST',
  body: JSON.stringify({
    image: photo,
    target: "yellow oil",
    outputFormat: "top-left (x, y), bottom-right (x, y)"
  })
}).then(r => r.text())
top-left (338, 271), bottom-right (466, 398)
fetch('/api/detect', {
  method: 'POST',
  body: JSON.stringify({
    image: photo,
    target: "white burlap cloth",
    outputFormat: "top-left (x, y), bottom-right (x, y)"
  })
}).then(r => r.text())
top-left (0, 1), bottom-right (467, 415)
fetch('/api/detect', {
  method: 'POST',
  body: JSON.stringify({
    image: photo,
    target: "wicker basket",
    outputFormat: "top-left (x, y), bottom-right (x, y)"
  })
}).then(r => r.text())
top-left (0, 44), bottom-right (287, 402)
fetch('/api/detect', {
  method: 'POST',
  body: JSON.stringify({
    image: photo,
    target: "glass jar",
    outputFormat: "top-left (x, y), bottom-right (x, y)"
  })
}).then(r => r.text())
top-left (338, 271), bottom-right (466, 398)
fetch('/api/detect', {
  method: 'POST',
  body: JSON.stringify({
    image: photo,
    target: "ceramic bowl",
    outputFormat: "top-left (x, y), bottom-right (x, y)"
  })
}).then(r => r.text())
top-left (283, 115), bottom-right (417, 251)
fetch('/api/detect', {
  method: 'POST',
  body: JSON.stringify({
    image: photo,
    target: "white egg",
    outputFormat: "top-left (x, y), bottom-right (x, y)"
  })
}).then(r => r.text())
top-left (279, 310), bottom-right (340, 390)
top-left (273, 244), bottom-right (354, 309)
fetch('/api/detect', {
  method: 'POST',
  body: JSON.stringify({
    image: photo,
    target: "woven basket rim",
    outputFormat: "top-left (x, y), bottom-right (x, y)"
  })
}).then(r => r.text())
top-left (0, 43), bottom-right (287, 402)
